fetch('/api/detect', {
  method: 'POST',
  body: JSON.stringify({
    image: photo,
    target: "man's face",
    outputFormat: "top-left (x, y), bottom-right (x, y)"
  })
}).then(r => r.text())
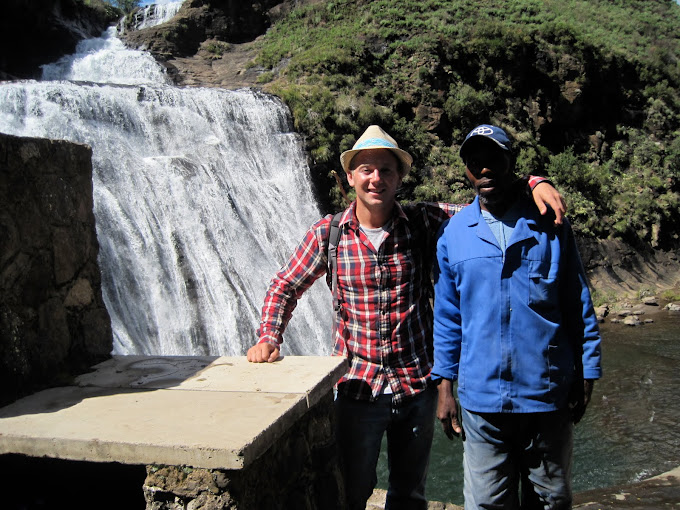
top-left (464, 140), bottom-right (513, 211)
top-left (347, 148), bottom-right (402, 211)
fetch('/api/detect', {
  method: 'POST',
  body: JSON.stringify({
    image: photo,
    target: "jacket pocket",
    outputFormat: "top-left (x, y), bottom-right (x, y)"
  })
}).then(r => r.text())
top-left (528, 260), bottom-right (560, 309)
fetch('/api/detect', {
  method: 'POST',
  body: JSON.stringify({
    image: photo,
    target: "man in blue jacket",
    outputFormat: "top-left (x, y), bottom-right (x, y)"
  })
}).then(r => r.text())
top-left (432, 125), bottom-right (602, 509)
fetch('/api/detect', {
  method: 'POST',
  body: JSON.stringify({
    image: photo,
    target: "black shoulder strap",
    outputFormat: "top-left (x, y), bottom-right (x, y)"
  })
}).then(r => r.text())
top-left (327, 211), bottom-right (343, 312)
top-left (326, 211), bottom-right (344, 342)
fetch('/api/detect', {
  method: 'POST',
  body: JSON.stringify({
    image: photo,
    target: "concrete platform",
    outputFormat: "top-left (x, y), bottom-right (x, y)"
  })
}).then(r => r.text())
top-left (0, 355), bottom-right (347, 470)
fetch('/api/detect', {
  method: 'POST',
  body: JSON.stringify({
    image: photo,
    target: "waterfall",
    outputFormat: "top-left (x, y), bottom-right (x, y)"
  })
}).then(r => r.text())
top-left (0, 24), bottom-right (332, 357)
top-left (119, 1), bottom-right (187, 33)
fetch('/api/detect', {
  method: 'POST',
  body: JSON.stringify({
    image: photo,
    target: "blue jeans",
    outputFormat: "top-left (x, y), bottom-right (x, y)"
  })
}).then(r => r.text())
top-left (335, 386), bottom-right (437, 510)
top-left (461, 408), bottom-right (573, 510)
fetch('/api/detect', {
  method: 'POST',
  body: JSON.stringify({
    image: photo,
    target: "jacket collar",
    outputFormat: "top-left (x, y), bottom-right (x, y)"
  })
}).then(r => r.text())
top-left (467, 196), bottom-right (540, 249)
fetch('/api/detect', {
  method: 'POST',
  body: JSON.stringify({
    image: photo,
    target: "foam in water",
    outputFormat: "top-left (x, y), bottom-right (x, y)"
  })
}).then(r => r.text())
top-left (0, 22), bottom-right (331, 356)
top-left (41, 26), bottom-right (169, 86)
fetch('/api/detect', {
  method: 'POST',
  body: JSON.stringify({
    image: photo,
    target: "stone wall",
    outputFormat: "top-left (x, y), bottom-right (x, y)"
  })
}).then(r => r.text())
top-left (143, 393), bottom-right (345, 510)
top-left (0, 133), bottom-right (112, 406)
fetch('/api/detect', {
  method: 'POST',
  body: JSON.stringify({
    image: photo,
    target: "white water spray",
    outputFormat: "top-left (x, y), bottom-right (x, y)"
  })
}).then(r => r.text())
top-left (119, 1), bottom-right (186, 33)
top-left (0, 23), bottom-right (331, 356)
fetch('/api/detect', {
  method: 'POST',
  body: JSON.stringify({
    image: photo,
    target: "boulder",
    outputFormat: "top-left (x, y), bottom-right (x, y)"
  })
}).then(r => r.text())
top-left (623, 315), bottom-right (641, 326)
top-left (642, 296), bottom-right (659, 306)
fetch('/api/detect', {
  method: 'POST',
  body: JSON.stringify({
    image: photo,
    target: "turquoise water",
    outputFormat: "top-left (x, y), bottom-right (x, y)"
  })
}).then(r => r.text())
top-left (377, 311), bottom-right (680, 505)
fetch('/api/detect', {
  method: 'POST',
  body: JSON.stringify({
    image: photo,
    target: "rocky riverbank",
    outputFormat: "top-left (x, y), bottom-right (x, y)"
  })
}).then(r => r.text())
top-left (368, 464), bottom-right (680, 509)
top-left (577, 237), bottom-right (680, 325)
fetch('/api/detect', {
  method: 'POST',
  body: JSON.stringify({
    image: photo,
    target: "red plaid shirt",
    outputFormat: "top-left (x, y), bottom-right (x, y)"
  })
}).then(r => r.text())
top-left (257, 201), bottom-right (464, 403)
top-left (257, 178), bottom-right (546, 403)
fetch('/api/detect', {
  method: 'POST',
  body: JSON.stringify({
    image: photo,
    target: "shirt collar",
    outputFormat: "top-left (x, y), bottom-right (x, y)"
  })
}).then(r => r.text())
top-left (343, 201), bottom-right (408, 230)
top-left (467, 196), bottom-right (543, 246)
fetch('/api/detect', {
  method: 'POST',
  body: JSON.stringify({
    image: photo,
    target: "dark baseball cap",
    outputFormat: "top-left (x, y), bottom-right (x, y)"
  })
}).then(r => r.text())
top-left (459, 124), bottom-right (512, 161)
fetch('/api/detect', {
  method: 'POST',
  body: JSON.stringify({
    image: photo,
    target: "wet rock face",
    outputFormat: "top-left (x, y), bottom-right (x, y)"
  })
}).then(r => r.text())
top-left (0, 0), bottom-right (117, 80)
top-left (0, 133), bottom-right (112, 406)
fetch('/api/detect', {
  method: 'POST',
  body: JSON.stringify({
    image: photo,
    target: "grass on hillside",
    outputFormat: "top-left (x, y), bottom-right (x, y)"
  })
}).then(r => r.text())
top-left (252, 0), bottom-right (680, 251)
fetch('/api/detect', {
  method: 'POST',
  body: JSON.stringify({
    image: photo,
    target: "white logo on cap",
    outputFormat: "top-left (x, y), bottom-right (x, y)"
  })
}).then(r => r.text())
top-left (472, 126), bottom-right (494, 136)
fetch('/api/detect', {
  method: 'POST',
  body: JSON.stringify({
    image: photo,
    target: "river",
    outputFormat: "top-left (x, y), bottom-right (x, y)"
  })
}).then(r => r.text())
top-left (377, 309), bottom-right (680, 505)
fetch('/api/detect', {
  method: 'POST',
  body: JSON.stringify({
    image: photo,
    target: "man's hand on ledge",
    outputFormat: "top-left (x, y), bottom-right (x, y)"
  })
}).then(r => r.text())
top-left (247, 342), bottom-right (280, 363)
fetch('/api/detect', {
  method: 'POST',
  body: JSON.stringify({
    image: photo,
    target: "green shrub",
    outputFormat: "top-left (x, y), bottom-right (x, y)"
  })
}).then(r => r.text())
top-left (201, 40), bottom-right (231, 58)
top-left (661, 289), bottom-right (680, 302)
top-left (256, 72), bottom-right (275, 84)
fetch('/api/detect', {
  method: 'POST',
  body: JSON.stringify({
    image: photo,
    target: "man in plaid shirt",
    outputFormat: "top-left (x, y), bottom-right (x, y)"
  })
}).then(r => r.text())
top-left (247, 125), bottom-right (565, 510)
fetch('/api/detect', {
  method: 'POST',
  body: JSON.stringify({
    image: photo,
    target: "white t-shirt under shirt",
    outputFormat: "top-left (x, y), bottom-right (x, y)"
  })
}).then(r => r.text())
top-left (359, 220), bottom-right (394, 395)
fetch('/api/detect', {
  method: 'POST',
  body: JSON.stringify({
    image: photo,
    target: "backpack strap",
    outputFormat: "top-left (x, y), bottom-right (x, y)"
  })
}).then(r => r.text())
top-left (327, 211), bottom-right (344, 310)
top-left (326, 211), bottom-right (344, 340)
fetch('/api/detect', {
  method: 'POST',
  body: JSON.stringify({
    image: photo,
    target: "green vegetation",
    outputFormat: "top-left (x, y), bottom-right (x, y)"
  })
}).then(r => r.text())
top-left (251, 0), bottom-right (680, 250)
top-left (83, 0), bottom-right (121, 18)
top-left (105, 0), bottom-right (140, 13)
top-left (661, 288), bottom-right (680, 302)
top-left (590, 289), bottom-right (617, 308)
top-left (201, 40), bottom-right (232, 59)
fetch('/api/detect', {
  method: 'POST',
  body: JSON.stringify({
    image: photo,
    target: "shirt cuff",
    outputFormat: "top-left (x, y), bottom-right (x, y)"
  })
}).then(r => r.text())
top-left (257, 335), bottom-right (281, 347)
top-left (430, 370), bottom-right (458, 382)
top-left (583, 367), bottom-right (602, 380)
top-left (528, 175), bottom-right (551, 190)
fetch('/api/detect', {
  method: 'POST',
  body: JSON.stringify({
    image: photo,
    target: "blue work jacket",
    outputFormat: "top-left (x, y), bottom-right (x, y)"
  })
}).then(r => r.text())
top-left (431, 197), bottom-right (602, 413)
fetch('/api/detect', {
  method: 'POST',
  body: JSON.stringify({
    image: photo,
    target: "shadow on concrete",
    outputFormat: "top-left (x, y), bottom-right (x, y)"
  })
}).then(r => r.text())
top-left (0, 355), bottom-right (222, 418)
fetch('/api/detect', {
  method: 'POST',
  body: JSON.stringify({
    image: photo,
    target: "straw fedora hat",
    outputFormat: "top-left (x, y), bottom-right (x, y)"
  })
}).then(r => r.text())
top-left (340, 125), bottom-right (413, 175)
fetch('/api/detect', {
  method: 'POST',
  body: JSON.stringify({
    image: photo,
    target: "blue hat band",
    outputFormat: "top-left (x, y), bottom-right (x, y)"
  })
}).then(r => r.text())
top-left (354, 138), bottom-right (398, 150)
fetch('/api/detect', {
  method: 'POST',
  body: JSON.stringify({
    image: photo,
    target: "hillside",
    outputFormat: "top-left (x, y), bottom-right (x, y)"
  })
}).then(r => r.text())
top-left (257, 0), bottom-right (680, 250)
top-left (125, 1), bottom-right (680, 249)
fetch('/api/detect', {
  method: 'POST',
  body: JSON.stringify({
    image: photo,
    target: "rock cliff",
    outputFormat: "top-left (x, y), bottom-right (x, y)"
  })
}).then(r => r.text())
top-left (0, 0), bottom-right (117, 80)
top-left (119, 0), bottom-right (304, 88)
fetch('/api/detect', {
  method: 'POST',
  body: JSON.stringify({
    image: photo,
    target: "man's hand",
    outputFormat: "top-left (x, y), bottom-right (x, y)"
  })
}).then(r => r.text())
top-left (569, 378), bottom-right (594, 424)
top-left (247, 342), bottom-right (280, 363)
top-left (532, 181), bottom-right (567, 225)
top-left (436, 379), bottom-right (463, 439)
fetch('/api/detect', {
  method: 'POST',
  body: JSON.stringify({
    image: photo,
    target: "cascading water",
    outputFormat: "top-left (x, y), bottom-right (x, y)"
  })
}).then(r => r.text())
top-left (119, 1), bottom-right (186, 33)
top-left (0, 20), bottom-right (331, 357)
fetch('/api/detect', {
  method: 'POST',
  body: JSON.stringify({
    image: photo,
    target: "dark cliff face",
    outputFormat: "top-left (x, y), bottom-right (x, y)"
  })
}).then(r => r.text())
top-left (0, 0), bottom-right (118, 80)
top-left (120, 0), bottom-right (301, 60)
